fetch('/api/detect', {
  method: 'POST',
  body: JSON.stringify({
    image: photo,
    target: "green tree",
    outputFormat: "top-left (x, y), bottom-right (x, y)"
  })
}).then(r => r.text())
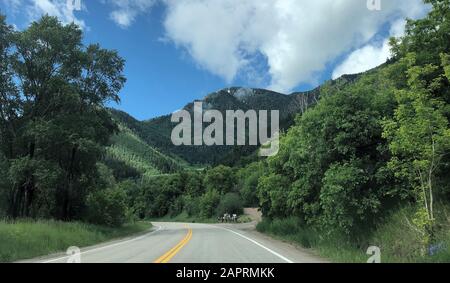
top-left (320, 161), bottom-right (380, 235)
top-left (183, 171), bottom-right (204, 197)
top-left (0, 153), bottom-right (10, 215)
top-left (237, 162), bottom-right (266, 207)
top-left (199, 189), bottom-right (221, 218)
top-left (260, 70), bottom-right (398, 228)
top-left (383, 53), bottom-right (450, 247)
top-left (0, 15), bottom-right (17, 158)
top-left (217, 193), bottom-right (244, 216)
top-left (257, 174), bottom-right (289, 218)
top-left (0, 15), bottom-right (126, 219)
top-left (85, 187), bottom-right (127, 227)
top-left (204, 165), bottom-right (236, 195)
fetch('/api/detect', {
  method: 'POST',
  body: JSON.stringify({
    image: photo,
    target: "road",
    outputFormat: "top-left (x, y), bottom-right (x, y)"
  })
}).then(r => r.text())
top-left (29, 222), bottom-right (326, 263)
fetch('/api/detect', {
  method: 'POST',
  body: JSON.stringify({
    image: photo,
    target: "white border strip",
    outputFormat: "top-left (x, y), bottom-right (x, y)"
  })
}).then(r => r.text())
top-left (41, 225), bottom-right (163, 263)
top-left (215, 226), bottom-right (293, 263)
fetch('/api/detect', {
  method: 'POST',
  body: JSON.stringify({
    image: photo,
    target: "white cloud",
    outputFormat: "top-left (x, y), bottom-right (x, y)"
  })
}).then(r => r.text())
top-left (162, 0), bottom-right (428, 92)
top-left (25, 0), bottom-right (86, 29)
top-left (332, 41), bottom-right (391, 79)
top-left (332, 19), bottom-right (409, 79)
top-left (108, 0), bottom-right (156, 28)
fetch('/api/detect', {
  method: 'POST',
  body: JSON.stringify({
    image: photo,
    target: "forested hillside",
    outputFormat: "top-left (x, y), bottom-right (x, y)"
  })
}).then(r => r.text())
top-left (105, 123), bottom-right (186, 179)
top-left (110, 76), bottom-right (358, 166)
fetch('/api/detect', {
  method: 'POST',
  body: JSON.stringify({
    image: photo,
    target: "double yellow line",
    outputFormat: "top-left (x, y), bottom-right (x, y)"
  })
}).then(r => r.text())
top-left (153, 226), bottom-right (193, 263)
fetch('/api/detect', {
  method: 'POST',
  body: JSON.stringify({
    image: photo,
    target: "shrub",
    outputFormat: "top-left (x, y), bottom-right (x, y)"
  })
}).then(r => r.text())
top-left (204, 166), bottom-right (236, 195)
top-left (320, 161), bottom-right (380, 235)
top-left (199, 189), bottom-right (221, 218)
top-left (183, 195), bottom-right (200, 216)
top-left (84, 187), bottom-right (127, 227)
top-left (216, 193), bottom-right (244, 216)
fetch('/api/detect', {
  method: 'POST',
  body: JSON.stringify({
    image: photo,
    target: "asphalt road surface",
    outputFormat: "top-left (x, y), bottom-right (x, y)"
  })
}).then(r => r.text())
top-left (29, 222), bottom-right (326, 263)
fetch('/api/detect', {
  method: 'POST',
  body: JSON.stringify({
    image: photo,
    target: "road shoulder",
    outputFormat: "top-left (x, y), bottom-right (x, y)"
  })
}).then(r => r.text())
top-left (217, 221), bottom-right (328, 263)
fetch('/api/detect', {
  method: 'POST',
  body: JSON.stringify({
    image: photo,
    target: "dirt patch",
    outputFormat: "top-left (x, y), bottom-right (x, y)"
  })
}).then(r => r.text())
top-left (244, 208), bottom-right (262, 223)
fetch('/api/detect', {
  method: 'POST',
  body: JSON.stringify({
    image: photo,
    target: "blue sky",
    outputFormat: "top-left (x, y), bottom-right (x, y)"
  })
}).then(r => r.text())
top-left (0, 0), bottom-right (429, 120)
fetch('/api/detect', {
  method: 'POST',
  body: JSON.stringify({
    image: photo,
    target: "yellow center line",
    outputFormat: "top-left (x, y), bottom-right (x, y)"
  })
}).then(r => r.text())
top-left (153, 226), bottom-right (193, 263)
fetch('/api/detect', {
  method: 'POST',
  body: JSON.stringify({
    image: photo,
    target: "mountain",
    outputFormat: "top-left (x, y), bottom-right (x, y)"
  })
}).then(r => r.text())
top-left (110, 74), bottom-right (360, 166)
top-left (104, 113), bottom-right (188, 180)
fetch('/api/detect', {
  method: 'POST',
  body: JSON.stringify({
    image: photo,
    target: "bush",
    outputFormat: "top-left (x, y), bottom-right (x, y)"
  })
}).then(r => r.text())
top-left (204, 166), bottom-right (236, 195)
top-left (257, 174), bottom-right (290, 217)
top-left (169, 196), bottom-right (184, 216)
top-left (183, 195), bottom-right (200, 216)
top-left (84, 187), bottom-right (127, 227)
top-left (319, 161), bottom-right (379, 235)
top-left (199, 189), bottom-right (221, 218)
top-left (237, 162), bottom-right (265, 207)
top-left (216, 193), bottom-right (244, 216)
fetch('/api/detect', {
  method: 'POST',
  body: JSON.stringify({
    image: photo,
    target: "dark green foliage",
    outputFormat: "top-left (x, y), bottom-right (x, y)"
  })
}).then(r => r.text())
top-left (257, 173), bottom-right (290, 218)
top-left (204, 165), bottom-right (236, 194)
top-left (0, 153), bottom-right (10, 216)
top-left (125, 167), bottom-right (242, 220)
top-left (103, 156), bottom-right (141, 181)
top-left (320, 161), bottom-right (380, 234)
top-left (247, 1), bottom-right (450, 260)
top-left (199, 189), bottom-right (221, 218)
top-left (216, 193), bottom-right (244, 216)
top-left (255, 69), bottom-right (399, 233)
top-left (85, 187), bottom-right (127, 227)
top-left (0, 15), bottom-right (125, 221)
top-left (237, 162), bottom-right (266, 206)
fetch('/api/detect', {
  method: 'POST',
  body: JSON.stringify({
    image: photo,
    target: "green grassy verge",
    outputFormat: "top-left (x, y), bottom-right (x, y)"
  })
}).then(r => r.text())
top-left (0, 220), bottom-right (152, 262)
top-left (257, 206), bottom-right (450, 263)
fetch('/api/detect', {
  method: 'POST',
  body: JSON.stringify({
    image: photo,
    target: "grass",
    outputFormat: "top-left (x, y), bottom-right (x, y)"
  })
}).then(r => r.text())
top-left (256, 206), bottom-right (450, 263)
top-left (237, 215), bottom-right (253, 223)
top-left (0, 219), bottom-right (152, 262)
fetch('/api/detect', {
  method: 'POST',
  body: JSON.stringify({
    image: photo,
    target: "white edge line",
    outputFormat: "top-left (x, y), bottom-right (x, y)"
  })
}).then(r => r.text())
top-left (41, 225), bottom-right (163, 263)
top-left (215, 226), bottom-right (294, 263)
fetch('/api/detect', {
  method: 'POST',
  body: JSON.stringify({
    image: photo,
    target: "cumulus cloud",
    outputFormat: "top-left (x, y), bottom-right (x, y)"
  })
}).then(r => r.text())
top-left (332, 19), bottom-right (408, 79)
top-left (26, 0), bottom-right (86, 29)
top-left (108, 0), bottom-right (156, 28)
top-left (162, 0), bottom-right (428, 92)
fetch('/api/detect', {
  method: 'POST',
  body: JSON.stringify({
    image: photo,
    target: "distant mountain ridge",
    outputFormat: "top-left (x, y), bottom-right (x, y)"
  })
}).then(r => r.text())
top-left (109, 74), bottom-right (360, 165)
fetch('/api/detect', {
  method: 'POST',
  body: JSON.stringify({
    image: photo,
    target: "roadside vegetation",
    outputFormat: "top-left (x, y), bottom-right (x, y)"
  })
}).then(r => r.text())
top-left (248, 0), bottom-right (450, 263)
top-left (127, 167), bottom-right (246, 221)
top-left (0, 220), bottom-right (151, 262)
top-left (0, 14), bottom-right (150, 261)
top-left (257, 205), bottom-right (450, 263)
